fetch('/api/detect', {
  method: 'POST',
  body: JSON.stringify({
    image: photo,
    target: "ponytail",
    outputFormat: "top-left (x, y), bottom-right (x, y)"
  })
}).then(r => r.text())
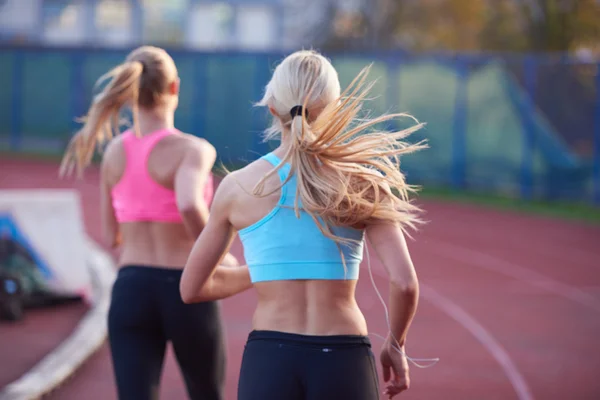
top-left (59, 61), bottom-right (144, 178)
top-left (255, 65), bottom-right (428, 243)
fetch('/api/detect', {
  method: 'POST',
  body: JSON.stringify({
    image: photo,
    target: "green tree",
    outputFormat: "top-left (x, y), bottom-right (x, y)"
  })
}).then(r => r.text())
top-left (318, 0), bottom-right (600, 54)
top-left (480, 0), bottom-right (529, 52)
top-left (511, 0), bottom-right (600, 52)
top-left (321, 0), bottom-right (488, 52)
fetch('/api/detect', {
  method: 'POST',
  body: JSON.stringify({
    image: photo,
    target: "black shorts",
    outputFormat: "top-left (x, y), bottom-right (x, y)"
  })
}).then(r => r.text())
top-left (108, 265), bottom-right (225, 400)
top-left (238, 330), bottom-right (379, 400)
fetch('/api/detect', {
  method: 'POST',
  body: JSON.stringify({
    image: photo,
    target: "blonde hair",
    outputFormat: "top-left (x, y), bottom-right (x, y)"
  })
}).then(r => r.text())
top-left (59, 46), bottom-right (178, 177)
top-left (254, 50), bottom-right (427, 241)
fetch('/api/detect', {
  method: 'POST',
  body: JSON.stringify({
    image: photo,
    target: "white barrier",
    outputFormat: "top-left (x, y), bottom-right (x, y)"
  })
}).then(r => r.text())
top-left (0, 190), bottom-right (91, 299)
top-left (0, 189), bottom-right (117, 400)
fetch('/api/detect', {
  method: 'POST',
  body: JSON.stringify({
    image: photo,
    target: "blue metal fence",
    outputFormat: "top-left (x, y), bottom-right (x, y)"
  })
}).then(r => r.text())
top-left (0, 45), bottom-right (598, 205)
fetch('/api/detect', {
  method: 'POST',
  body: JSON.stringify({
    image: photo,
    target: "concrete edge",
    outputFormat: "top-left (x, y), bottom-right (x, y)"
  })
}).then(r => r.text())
top-left (0, 238), bottom-right (116, 400)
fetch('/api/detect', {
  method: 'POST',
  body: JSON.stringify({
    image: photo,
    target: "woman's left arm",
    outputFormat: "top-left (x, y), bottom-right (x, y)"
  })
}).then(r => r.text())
top-left (100, 148), bottom-right (121, 249)
top-left (180, 174), bottom-right (252, 303)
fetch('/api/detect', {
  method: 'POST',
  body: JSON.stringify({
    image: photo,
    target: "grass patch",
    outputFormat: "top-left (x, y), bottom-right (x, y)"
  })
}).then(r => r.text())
top-left (418, 186), bottom-right (600, 225)
top-left (1, 150), bottom-right (65, 163)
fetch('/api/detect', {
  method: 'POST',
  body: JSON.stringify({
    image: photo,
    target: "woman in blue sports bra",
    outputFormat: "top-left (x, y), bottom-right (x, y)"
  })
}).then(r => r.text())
top-left (180, 50), bottom-right (427, 399)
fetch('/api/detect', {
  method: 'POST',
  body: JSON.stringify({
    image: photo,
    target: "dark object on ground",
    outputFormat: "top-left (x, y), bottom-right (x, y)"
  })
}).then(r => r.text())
top-left (0, 272), bottom-right (24, 321)
top-left (0, 233), bottom-right (84, 322)
top-left (0, 272), bottom-right (83, 323)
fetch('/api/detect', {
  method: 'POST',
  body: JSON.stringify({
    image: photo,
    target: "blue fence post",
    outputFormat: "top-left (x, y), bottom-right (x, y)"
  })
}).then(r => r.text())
top-left (33, 0), bottom-right (44, 42)
top-left (451, 58), bottom-right (468, 189)
top-left (250, 55), bottom-right (273, 159)
top-left (70, 53), bottom-right (86, 136)
top-left (520, 56), bottom-right (537, 201)
top-left (385, 55), bottom-right (402, 130)
top-left (593, 64), bottom-right (600, 205)
top-left (131, 0), bottom-right (144, 45)
top-left (83, 0), bottom-right (97, 44)
top-left (10, 50), bottom-right (23, 151)
top-left (192, 57), bottom-right (208, 138)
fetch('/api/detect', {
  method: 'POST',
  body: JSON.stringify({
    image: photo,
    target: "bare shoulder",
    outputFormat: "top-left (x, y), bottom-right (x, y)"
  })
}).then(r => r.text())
top-left (204, 172), bottom-right (239, 218)
top-left (177, 132), bottom-right (216, 157)
top-left (233, 158), bottom-right (276, 190)
top-left (100, 135), bottom-right (126, 173)
top-left (216, 158), bottom-right (281, 207)
top-left (214, 171), bottom-right (239, 198)
top-left (103, 135), bottom-right (125, 160)
top-left (155, 132), bottom-right (217, 174)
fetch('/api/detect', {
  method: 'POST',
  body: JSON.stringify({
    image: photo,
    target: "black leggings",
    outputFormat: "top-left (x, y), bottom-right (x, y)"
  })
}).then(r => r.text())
top-left (238, 330), bottom-right (379, 400)
top-left (108, 265), bottom-right (225, 400)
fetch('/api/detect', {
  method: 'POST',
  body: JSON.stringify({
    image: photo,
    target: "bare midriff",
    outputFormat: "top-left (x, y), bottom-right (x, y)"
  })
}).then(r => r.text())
top-left (117, 222), bottom-right (195, 269)
top-left (252, 279), bottom-right (368, 336)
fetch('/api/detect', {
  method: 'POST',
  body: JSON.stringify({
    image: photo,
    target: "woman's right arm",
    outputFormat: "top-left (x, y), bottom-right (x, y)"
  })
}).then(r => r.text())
top-left (365, 221), bottom-right (419, 398)
top-left (174, 139), bottom-right (217, 239)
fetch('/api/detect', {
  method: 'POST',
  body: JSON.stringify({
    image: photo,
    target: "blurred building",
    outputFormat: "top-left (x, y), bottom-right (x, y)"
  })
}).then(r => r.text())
top-left (0, 0), bottom-right (303, 50)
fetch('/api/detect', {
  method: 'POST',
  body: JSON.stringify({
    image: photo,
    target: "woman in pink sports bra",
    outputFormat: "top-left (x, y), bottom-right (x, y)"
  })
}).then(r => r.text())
top-left (59, 46), bottom-right (251, 400)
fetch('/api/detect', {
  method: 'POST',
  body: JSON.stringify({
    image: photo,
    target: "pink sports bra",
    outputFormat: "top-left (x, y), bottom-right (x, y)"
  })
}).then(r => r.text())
top-left (111, 128), bottom-right (214, 223)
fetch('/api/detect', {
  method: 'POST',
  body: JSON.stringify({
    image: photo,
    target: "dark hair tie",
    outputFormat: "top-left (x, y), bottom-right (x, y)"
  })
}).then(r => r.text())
top-left (290, 105), bottom-right (309, 119)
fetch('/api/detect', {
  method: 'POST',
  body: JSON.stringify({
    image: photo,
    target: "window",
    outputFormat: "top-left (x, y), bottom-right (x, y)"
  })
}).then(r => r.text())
top-left (95, 0), bottom-right (132, 46)
top-left (186, 2), bottom-right (235, 49)
top-left (237, 5), bottom-right (275, 50)
top-left (42, 0), bottom-right (85, 45)
top-left (142, 0), bottom-right (189, 46)
top-left (0, 0), bottom-right (40, 39)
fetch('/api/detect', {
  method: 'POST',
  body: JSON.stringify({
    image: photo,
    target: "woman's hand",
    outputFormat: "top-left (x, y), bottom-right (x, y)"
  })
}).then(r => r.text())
top-left (380, 338), bottom-right (410, 398)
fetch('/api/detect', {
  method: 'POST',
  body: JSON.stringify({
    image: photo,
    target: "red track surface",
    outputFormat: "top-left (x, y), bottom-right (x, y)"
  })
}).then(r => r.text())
top-left (0, 302), bottom-right (88, 389)
top-left (1, 158), bottom-right (600, 400)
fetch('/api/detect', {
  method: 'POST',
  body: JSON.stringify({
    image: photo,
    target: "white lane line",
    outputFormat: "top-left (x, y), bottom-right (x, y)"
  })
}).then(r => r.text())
top-left (427, 240), bottom-right (600, 313)
top-left (366, 265), bottom-right (534, 400)
top-left (420, 283), bottom-right (535, 400)
top-left (427, 221), bottom-right (600, 269)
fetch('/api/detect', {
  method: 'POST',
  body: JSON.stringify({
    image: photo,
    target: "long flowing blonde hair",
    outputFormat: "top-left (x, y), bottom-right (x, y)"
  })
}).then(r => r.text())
top-left (254, 50), bottom-right (428, 242)
top-left (59, 46), bottom-right (178, 177)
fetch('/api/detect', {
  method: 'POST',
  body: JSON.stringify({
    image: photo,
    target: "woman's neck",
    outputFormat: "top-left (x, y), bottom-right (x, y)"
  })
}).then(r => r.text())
top-left (273, 128), bottom-right (293, 157)
top-left (137, 107), bottom-right (175, 136)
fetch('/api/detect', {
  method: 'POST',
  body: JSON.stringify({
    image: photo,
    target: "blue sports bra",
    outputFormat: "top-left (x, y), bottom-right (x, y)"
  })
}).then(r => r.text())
top-left (238, 152), bottom-right (365, 283)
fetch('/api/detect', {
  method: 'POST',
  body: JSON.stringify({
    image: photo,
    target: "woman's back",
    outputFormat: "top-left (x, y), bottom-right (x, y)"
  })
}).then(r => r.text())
top-left (59, 45), bottom-right (230, 400)
top-left (225, 150), bottom-right (367, 335)
top-left (180, 50), bottom-right (428, 400)
top-left (103, 129), bottom-right (213, 268)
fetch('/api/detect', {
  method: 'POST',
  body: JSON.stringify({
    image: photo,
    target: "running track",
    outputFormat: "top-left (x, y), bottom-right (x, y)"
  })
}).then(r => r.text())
top-left (1, 158), bottom-right (600, 400)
